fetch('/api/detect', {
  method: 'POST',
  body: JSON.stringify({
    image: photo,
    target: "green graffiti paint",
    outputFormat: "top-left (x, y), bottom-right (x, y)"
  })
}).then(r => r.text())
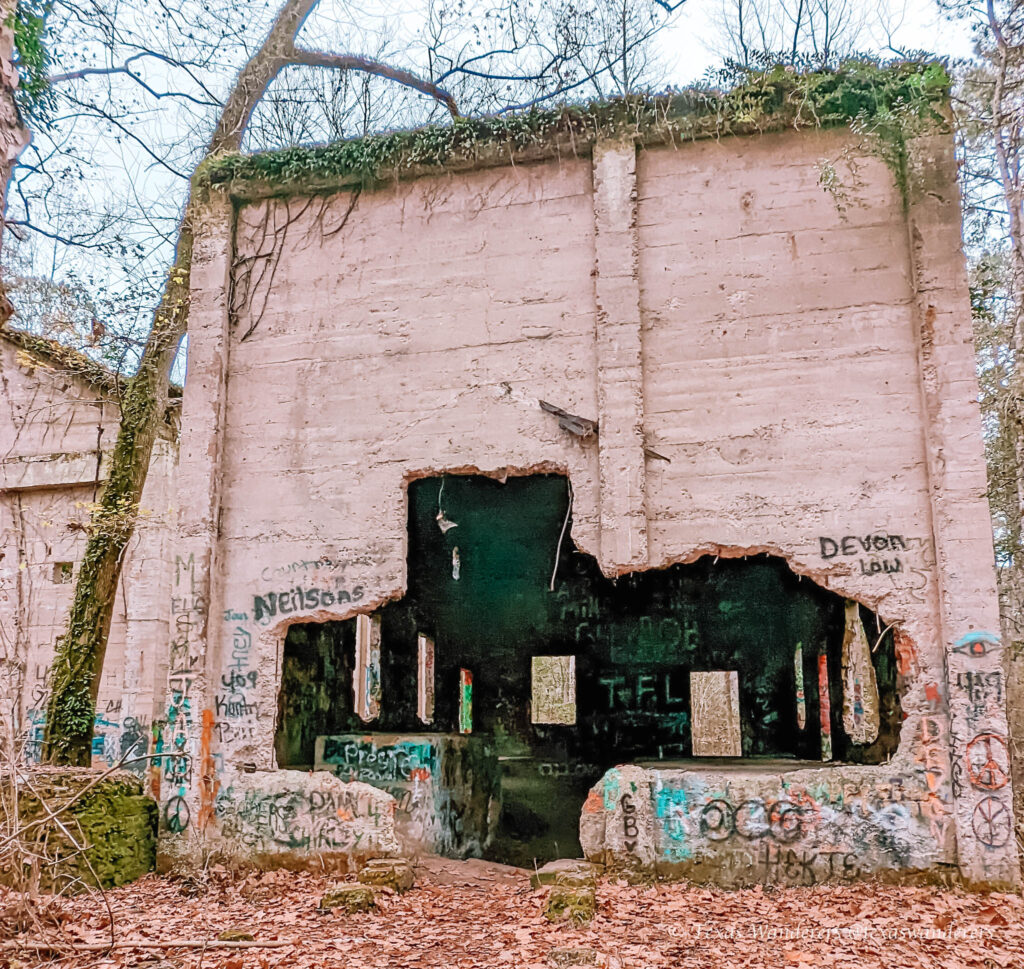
top-left (459, 669), bottom-right (473, 734)
top-left (794, 642), bottom-right (806, 731)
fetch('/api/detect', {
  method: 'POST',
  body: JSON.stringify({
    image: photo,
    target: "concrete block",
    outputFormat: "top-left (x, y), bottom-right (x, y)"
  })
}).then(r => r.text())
top-left (545, 885), bottom-right (596, 924)
top-left (548, 950), bottom-right (621, 968)
top-left (530, 859), bottom-right (601, 890)
top-left (358, 857), bottom-right (415, 893)
top-left (319, 884), bottom-right (377, 913)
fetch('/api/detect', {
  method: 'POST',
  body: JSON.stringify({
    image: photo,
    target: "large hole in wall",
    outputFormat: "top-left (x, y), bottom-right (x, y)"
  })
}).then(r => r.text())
top-left (275, 474), bottom-right (899, 866)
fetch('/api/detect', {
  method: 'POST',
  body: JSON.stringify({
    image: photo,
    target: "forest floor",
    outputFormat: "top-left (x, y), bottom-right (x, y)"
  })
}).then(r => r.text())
top-left (1, 856), bottom-right (1022, 969)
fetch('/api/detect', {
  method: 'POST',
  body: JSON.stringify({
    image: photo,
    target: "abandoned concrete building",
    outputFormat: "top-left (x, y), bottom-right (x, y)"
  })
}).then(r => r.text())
top-left (0, 329), bottom-right (178, 765)
top-left (1, 95), bottom-right (1019, 890)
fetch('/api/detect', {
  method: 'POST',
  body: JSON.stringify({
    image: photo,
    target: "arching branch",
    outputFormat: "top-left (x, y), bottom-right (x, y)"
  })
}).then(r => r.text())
top-left (210, 0), bottom-right (458, 156)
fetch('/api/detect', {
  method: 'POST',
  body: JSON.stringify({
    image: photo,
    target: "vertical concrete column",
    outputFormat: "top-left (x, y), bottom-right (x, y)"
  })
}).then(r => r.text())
top-left (155, 189), bottom-right (233, 837)
top-left (592, 141), bottom-right (648, 575)
top-left (119, 436), bottom-right (177, 750)
top-left (906, 131), bottom-right (1019, 888)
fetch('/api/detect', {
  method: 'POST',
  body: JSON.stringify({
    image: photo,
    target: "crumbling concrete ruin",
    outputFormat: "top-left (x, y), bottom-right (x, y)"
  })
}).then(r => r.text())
top-left (2, 111), bottom-right (1019, 888)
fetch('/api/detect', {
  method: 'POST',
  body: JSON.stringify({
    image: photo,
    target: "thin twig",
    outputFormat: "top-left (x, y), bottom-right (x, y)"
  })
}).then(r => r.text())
top-left (0, 747), bottom-right (170, 850)
top-left (7, 940), bottom-right (295, 952)
top-left (549, 478), bottom-right (574, 592)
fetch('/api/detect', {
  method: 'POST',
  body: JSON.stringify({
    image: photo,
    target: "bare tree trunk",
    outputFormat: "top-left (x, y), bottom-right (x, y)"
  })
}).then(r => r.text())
top-left (41, 0), bottom-right (457, 764)
top-left (0, 0), bottom-right (31, 321)
top-left (980, 0), bottom-right (1024, 863)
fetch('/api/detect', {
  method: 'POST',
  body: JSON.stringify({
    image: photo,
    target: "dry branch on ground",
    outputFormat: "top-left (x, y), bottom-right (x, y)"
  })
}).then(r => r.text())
top-left (1, 859), bottom-right (1022, 969)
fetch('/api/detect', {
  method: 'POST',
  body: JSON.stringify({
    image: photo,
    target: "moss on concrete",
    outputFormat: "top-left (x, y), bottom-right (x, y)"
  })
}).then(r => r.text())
top-left (545, 885), bottom-right (597, 924)
top-left (357, 858), bottom-right (414, 893)
top-left (2, 768), bottom-right (157, 893)
top-left (201, 60), bottom-right (950, 202)
top-left (319, 883), bottom-right (377, 913)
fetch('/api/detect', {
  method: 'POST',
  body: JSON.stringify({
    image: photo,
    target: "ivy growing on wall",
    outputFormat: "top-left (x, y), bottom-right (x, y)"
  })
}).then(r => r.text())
top-left (201, 59), bottom-right (951, 202)
top-left (10, 0), bottom-right (52, 120)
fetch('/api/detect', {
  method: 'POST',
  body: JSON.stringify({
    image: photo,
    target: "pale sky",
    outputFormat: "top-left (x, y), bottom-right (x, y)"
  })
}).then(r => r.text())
top-left (657, 0), bottom-right (975, 84)
top-left (14, 0), bottom-right (982, 375)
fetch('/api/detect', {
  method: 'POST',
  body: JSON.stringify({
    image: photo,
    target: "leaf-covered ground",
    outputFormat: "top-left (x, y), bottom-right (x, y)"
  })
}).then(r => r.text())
top-left (2, 857), bottom-right (1022, 969)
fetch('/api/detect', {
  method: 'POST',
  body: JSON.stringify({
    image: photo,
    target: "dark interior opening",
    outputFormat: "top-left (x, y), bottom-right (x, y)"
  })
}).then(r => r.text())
top-left (276, 473), bottom-right (899, 865)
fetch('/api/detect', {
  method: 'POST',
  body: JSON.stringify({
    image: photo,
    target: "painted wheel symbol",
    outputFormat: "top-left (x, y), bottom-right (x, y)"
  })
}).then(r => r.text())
top-left (164, 796), bottom-right (191, 834)
top-left (735, 800), bottom-right (769, 840)
top-left (769, 801), bottom-right (805, 843)
top-left (699, 799), bottom-right (734, 841)
top-left (966, 734), bottom-right (1009, 791)
top-left (972, 796), bottom-right (1011, 849)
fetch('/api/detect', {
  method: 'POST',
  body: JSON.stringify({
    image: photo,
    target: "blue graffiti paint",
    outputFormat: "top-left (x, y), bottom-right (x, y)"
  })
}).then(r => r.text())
top-left (603, 768), bottom-right (621, 811)
top-left (654, 781), bottom-right (692, 860)
top-left (952, 631), bottom-right (1000, 659)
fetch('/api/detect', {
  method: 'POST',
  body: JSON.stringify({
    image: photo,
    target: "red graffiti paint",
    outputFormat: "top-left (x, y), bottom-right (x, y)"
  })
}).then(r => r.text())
top-left (818, 654), bottom-right (832, 761)
top-left (966, 733), bottom-right (1010, 791)
top-left (925, 682), bottom-right (941, 710)
top-left (894, 628), bottom-right (919, 678)
top-left (198, 708), bottom-right (219, 830)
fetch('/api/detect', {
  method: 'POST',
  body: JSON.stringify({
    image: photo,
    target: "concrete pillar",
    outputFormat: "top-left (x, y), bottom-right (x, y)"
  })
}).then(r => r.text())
top-left (592, 141), bottom-right (648, 575)
top-left (906, 130), bottom-right (1020, 888)
top-left (154, 189), bottom-right (233, 837)
top-left (119, 435), bottom-right (177, 760)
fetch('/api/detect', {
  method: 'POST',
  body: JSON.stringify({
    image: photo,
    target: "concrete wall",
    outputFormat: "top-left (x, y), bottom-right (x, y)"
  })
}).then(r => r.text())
top-left (314, 733), bottom-right (499, 856)
top-left (154, 124), bottom-right (1015, 886)
top-left (0, 335), bottom-right (177, 770)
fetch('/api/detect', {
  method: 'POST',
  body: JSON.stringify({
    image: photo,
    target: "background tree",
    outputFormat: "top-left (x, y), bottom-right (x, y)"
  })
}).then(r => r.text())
top-left (0, 0), bottom-right (41, 319)
top-left (937, 0), bottom-right (1024, 853)
top-left (709, 0), bottom-right (895, 66)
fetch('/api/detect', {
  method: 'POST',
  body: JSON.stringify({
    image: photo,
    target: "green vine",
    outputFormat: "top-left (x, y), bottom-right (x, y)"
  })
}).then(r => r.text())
top-left (9, 0), bottom-right (52, 121)
top-left (201, 59), bottom-right (951, 202)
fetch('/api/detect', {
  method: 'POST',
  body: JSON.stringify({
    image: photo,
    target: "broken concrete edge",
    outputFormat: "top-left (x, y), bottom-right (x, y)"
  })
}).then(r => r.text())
top-left (578, 764), bottom-right (1019, 891)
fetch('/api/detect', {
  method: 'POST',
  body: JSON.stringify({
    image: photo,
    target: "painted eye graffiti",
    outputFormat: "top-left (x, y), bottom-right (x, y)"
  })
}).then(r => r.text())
top-left (952, 632), bottom-right (1000, 659)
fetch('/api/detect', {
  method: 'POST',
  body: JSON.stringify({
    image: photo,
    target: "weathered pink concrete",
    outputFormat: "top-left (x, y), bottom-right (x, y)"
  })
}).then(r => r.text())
top-left (8, 122), bottom-right (1009, 885)
top-left (0, 334), bottom-right (177, 768)
top-left (161, 125), bottom-right (1017, 885)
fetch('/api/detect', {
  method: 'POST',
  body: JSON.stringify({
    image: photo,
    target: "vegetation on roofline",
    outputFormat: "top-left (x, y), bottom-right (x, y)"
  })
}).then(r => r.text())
top-left (201, 59), bottom-right (951, 197)
top-left (1, 324), bottom-right (123, 393)
top-left (1, 324), bottom-right (183, 397)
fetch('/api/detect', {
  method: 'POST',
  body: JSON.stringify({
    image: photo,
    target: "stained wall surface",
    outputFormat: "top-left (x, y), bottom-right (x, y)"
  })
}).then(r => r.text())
top-left (0, 335), bottom-right (177, 769)
top-left (152, 124), bottom-right (1017, 886)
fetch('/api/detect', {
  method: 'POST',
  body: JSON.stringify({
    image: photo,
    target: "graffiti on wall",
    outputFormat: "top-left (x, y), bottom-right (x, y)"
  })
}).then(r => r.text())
top-left (252, 584), bottom-right (365, 625)
top-left (156, 552), bottom-right (207, 825)
top-left (815, 531), bottom-right (934, 601)
top-left (587, 764), bottom-right (956, 887)
top-left (214, 781), bottom-right (396, 854)
top-left (951, 632), bottom-right (1014, 856)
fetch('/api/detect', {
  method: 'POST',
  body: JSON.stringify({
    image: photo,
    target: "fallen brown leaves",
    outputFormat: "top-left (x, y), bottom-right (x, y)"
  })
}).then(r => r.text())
top-left (2, 859), bottom-right (1022, 969)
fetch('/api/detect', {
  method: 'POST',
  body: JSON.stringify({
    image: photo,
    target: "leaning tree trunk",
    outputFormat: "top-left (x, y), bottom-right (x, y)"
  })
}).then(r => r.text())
top-left (0, 0), bottom-right (30, 322)
top-left (41, 0), bottom-right (456, 764)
